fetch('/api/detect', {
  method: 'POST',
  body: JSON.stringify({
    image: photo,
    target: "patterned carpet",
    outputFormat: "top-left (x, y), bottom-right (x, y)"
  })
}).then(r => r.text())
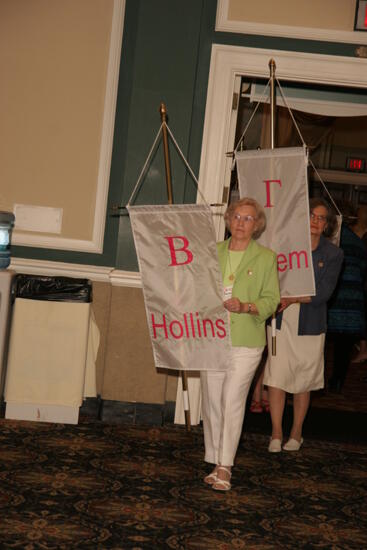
top-left (0, 418), bottom-right (366, 549)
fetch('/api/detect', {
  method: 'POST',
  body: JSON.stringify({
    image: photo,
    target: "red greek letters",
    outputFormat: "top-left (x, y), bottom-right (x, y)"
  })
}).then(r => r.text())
top-left (165, 236), bottom-right (193, 266)
top-left (264, 179), bottom-right (282, 208)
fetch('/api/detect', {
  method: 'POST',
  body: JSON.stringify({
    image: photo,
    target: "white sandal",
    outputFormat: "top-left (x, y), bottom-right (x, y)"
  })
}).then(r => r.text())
top-left (204, 468), bottom-right (218, 485)
top-left (212, 466), bottom-right (232, 492)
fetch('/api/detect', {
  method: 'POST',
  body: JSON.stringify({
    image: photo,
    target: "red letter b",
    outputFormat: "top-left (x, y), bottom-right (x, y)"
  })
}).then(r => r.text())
top-left (165, 236), bottom-right (193, 266)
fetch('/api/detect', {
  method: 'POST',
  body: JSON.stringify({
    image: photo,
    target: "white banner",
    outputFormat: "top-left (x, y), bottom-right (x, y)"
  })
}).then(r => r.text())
top-left (128, 204), bottom-right (231, 371)
top-left (236, 147), bottom-right (315, 297)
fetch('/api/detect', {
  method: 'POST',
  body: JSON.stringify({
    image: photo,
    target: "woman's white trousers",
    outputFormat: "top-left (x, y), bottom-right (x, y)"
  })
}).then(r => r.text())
top-left (200, 346), bottom-right (263, 466)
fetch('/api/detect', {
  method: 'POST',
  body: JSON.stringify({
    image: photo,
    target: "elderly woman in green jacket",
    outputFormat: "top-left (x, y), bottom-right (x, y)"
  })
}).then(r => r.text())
top-left (201, 197), bottom-right (280, 491)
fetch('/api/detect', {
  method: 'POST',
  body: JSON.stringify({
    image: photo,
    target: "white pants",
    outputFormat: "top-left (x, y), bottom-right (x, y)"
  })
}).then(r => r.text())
top-left (200, 346), bottom-right (263, 466)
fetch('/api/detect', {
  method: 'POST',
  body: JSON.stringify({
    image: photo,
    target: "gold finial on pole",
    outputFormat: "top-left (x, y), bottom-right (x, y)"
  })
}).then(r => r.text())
top-left (269, 59), bottom-right (277, 356)
top-left (159, 103), bottom-right (191, 430)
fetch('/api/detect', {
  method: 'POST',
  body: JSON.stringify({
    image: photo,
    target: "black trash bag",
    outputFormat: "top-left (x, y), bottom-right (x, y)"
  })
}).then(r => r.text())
top-left (14, 274), bottom-right (92, 303)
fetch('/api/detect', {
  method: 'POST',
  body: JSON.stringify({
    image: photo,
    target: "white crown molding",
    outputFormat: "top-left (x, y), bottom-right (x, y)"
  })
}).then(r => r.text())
top-left (11, 233), bottom-right (105, 253)
top-left (12, 0), bottom-right (126, 254)
top-left (109, 269), bottom-right (142, 287)
top-left (310, 169), bottom-right (367, 187)
top-left (198, 45), bottom-right (367, 236)
top-left (10, 257), bottom-right (112, 282)
top-left (92, 0), bottom-right (126, 253)
top-left (9, 256), bottom-right (142, 287)
top-left (216, 0), bottom-right (367, 45)
top-left (248, 91), bottom-right (367, 117)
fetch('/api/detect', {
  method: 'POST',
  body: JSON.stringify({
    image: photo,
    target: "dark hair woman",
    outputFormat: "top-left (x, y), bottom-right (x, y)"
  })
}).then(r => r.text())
top-left (264, 197), bottom-right (344, 453)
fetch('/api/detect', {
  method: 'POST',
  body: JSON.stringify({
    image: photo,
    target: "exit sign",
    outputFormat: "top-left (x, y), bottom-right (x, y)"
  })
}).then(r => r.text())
top-left (355, 1), bottom-right (367, 31)
top-left (346, 157), bottom-right (366, 172)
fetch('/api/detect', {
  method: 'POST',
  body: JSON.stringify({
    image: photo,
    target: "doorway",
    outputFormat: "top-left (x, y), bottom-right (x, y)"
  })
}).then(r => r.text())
top-left (231, 76), bottom-right (367, 210)
top-left (198, 45), bottom-right (367, 239)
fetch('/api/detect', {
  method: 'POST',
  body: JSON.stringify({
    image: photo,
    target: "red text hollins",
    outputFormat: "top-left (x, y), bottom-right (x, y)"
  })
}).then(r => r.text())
top-left (151, 312), bottom-right (227, 340)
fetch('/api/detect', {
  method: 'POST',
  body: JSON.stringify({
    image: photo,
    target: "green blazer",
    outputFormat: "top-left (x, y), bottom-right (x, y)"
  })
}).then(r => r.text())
top-left (217, 238), bottom-right (280, 347)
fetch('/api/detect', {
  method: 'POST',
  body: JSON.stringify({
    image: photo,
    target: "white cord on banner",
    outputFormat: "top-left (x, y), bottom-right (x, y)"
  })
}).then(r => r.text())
top-left (126, 121), bottom-right (209, 207)
top-left (164, 122), bottom-right (209, 205)
top-left (234, 79), bottom-right (271, 154)
top-left (126, 123), bottom-right (164, 206)
top-left (275, 78), bottom-right (342, 217)
top-left (309, 160), bottom-right (342, 216)
top-left (276, 78), bottom-right (307, 148)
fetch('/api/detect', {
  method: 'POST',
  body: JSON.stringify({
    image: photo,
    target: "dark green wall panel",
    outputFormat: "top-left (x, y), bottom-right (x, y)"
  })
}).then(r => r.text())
top-left (116, 0), bottom-right (207, 270)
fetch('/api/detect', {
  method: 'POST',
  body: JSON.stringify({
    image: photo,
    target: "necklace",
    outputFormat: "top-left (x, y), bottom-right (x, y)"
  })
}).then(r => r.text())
top-left (227, 247), bottom-right (246, 282)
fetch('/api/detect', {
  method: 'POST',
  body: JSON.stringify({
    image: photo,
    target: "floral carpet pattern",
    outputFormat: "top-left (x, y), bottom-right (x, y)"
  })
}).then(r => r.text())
top-left (0, 419), bottom-right (366, 549)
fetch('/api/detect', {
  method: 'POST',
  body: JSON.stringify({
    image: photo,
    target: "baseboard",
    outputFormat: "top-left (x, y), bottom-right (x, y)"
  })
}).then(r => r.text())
top-left (81, 399), bottom-right (176, 426)
top-left (0, 397), bottom-right (175, 426)
top-left (80, 396), bottom-right (104, 419)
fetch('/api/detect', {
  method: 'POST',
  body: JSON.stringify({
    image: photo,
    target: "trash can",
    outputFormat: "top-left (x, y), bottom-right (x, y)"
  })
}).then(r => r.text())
top-left (4, 275), bottom-right (98, 424)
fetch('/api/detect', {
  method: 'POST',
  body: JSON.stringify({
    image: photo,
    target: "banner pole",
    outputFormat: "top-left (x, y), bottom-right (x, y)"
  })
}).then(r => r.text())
top-left (269, 59), bottom-right (276, 150)
top-left (160, 103), bottom-right (174, 205)
top-left (159, 102), bottom-right (191, 431)
top-left (269, 59), bottom-right (277, 356)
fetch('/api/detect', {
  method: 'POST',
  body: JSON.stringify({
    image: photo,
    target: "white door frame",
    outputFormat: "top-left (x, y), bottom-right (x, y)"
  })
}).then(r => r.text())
top-left (197, 44), bottom-right (367, 239)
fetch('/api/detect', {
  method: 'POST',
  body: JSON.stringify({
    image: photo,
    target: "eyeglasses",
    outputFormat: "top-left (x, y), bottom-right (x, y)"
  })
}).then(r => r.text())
top-left (232, 214), bottom-right (256, 223)
top-left (310, 212), bottom-right (327, 223)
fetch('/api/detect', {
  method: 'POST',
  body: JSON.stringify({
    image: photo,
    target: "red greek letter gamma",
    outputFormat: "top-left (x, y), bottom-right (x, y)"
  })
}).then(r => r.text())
top-left (264, 179), bottom-right (282, 208)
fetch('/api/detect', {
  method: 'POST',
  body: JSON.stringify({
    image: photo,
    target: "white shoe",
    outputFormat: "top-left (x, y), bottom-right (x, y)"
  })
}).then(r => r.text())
top-left (212, 466), bottom-right (232, 492)
top-left (283, 437), bottom-right (303, 451)
top-left (268, 438), bottom-right (282, 453)
top-left (204, 469), bottom-right (218, 485)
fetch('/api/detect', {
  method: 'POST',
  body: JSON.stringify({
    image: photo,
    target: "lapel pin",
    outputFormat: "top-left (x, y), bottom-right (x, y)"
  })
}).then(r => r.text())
top-left (318, 261), bottom-right (324, 268)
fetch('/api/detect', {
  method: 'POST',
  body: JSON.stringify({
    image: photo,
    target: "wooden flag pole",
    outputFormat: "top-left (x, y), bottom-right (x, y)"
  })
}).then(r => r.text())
top-left (159, 102), bottom-right (191, 431)
top-left (269, 59), bottom-right (277, 356)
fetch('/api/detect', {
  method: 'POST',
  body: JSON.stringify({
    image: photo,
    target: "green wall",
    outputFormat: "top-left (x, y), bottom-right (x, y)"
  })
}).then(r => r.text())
top-left (115, 0), bottom-right (212, 270)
